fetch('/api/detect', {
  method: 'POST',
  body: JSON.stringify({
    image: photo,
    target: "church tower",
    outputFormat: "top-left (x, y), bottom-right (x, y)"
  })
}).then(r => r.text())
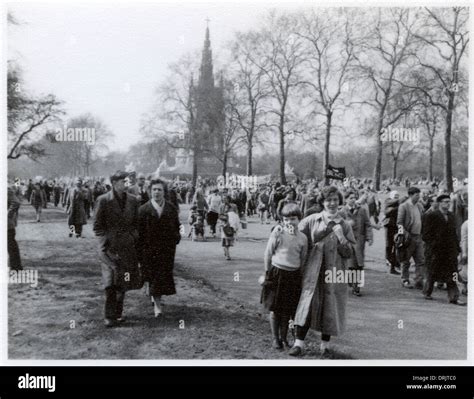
top-left (193, 23), bottom-right (224, 175)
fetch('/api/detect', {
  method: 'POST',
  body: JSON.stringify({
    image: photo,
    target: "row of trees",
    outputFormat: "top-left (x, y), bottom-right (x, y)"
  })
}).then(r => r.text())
top-left (142, 7), bottom-right (468, 191)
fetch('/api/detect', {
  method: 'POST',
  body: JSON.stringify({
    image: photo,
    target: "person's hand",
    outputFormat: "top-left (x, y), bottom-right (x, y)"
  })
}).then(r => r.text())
top-left (368, 238), bottom-right (374, 246)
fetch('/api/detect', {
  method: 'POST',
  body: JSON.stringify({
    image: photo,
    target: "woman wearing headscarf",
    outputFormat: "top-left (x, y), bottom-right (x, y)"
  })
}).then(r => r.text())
top-left (289, 186), bottom-right (356, 358)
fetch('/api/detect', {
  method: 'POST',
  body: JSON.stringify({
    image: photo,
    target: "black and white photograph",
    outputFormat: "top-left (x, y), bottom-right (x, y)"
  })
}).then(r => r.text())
top-left (5, 1), bottom-right (469, 361)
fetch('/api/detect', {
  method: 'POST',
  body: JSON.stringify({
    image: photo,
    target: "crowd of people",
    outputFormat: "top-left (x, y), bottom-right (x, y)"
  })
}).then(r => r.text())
top-left (7, 171), bottom-right (468, 357)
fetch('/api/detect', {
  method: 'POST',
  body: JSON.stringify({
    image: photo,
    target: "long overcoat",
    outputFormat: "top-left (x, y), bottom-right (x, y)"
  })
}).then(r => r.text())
top-left (422, 210), bottom-right (459, 282)
top-left (66, 187), bottom-right (87, 226)
top-left (138, 200), bottom-right (181, 296)
top-left (294, 211), bottom-right (356, 336)
top-left (93, 191), bottom-right (141, 291)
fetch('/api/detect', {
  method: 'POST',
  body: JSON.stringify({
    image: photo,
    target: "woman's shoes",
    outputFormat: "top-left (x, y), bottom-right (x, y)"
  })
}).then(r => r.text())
top-left (320, 348), bottom-right (332, 359)
top-left (288, 345), bottom-right (302, 357)
top-left (272, 339), bottom-right (283, 350)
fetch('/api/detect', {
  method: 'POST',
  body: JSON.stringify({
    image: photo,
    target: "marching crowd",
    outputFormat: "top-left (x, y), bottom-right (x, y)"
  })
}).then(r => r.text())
top-left (7, 171), bottom-right (468, 357)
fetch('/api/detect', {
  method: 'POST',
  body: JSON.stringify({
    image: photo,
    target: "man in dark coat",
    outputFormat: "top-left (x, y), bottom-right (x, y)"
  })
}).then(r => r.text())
top-left (94, 171), bottom-right (142, 327)
top-left (138, 178), bottom-right (181, 318)
top-left (422, 194), bottom-right (465, 305)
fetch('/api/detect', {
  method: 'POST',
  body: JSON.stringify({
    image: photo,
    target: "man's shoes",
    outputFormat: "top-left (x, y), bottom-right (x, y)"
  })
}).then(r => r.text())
top-left (390, 268), bottom-right (401, 275)
top-left (288, 345), bottom-right (302, 357)
top-left (320, 348), bottom-right (332, 359)
top-left (424, 295), bottom-right (433, 300)
top-left (281, 340), bottom-right (291, 349)
top-left (449, 300), bottom-right (467, 306)
top-left (414, 282), bottom-right (423, 290)
top-left (402, 281), bottom-right (413, 289)
top-left (117, 316), bottom-right (125, 323)
top-left (352, 287), bottom-right (361, 297)
top-left (272, 339), bottom-right (283, 350)
top-left (104, 319), bottom-right (116, 328)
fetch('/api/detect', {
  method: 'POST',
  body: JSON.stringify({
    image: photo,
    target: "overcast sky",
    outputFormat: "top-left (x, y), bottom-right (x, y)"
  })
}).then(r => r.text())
top-left (8, 2), bottom-right (311, 152)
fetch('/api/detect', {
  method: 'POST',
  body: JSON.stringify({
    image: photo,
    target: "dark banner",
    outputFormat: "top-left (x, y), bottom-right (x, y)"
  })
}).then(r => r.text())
top-left (325, 165), bottom-right (346, 180)
top-left (0, 367), bottom-right (473, 396)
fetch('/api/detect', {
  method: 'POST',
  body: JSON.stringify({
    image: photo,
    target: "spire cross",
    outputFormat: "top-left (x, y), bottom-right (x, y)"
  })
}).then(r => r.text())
top-left (205, 17), bottom-right (210, 27)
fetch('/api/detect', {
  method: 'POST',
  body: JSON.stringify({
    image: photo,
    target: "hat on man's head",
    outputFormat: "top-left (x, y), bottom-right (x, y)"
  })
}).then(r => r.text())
top-left (436, 194), bottom-right (451, 203)
top-left (137, 173), bottom-right (146, 179)
top-left (110, 170), bottom-right (129, 183)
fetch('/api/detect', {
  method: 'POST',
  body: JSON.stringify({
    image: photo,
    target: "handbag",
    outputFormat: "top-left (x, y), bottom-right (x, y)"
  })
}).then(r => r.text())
top-left (337, 242), bottom-right (353, 259)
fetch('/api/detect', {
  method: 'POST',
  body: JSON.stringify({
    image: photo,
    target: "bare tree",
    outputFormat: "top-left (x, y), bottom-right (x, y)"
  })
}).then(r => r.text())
top-left (249, 11), bottom-right (306, 185)
top-left (8, 63), bottom-right (64, 160)
top-left (141, 53), bottom-right (200, 185)
top-left (228, 31), bottom-right (269, 176)
top-left (357, 8), bottom-right (420, 190)
top-left (296, 8), bottom-right (359, 185)
top-left (408, 7), bottom-right (469, 192)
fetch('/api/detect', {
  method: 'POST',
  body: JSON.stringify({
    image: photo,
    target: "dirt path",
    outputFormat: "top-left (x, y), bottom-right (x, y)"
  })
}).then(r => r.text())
top-left (8, 202), bottom-right (467, 359)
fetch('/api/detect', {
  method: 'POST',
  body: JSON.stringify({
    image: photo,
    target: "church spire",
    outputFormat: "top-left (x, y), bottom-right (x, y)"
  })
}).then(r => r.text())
top-left (199, 21), bottom-right (214, 90)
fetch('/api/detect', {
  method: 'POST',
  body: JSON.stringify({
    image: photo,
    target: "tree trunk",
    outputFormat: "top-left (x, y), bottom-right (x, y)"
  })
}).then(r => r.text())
top-left (279, 116), bottom-right (286, 185)
top-left (246, 140), bottom-right (253, 176)
top-left (323, 112), bottom-right (332, 186)
top-left (444, 94), bottom-right (454, 192)
top-left (373, 116), bottom-right (385, 191)
top-left (428, 137), bottom-right (434, 181)
top-left (392, 157), bottom-right (398, 180)
top-left (192, 150), bottom-right (198, 188)
top-left (222, 150), bottom-right (228, 181)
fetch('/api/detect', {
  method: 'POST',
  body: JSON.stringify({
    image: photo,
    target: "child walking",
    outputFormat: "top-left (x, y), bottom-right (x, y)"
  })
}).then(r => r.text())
top-left (261, 203), bottom-right (308, 349)
top-left (219, 214), bottom-right (236, 260)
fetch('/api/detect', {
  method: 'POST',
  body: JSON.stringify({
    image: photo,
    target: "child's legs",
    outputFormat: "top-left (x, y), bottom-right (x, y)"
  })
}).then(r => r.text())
top-left (279, 313), bottom-right (291, 342)
top-left (269, 311), bottom-right (281, 340)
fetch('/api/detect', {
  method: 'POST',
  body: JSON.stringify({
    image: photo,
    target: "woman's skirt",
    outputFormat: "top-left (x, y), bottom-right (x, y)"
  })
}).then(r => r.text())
top-left (261, 266), bottom-right (301, 317)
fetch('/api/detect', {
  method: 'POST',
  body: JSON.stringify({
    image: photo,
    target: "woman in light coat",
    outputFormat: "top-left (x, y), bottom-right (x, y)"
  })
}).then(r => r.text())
top-left (289, 186), bottom-right (356, 358)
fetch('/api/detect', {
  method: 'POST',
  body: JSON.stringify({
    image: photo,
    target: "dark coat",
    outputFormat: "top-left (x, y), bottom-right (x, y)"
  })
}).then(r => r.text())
top-left (383, 198), bottom-right (399, 227)
top-left (93, 190), bottom-right (141, 291)
top-left (138, 200), bottom-right (180, 296)
top-left (66, 187), bottom-right (87, 226)
top-left (30, 187), bottom-right (46, 209)
top-left (8, 187), bottom-right (20, 230)
top-left (422, 210), bottom-right (459, 282)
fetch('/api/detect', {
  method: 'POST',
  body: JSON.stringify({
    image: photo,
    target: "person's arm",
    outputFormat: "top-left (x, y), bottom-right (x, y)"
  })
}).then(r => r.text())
top-left (396, 203), bottom-right (405, 231)
top-left (263, 231), bottom-right (279, 272)
top-left (93, 196), bottom-right (107, 237)
top-left (299, 234), bottom-right (308, 270)
top-left (364, 208), bottom-right (373, 244)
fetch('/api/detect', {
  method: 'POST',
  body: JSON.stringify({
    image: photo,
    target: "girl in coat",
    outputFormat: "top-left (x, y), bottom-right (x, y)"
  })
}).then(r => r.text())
top-left (30, 182), bottom-right (47, 222)
top-left (261, 203), bottom-right (308, 349)
top-left (289, 186), bottom-right (356, 358)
